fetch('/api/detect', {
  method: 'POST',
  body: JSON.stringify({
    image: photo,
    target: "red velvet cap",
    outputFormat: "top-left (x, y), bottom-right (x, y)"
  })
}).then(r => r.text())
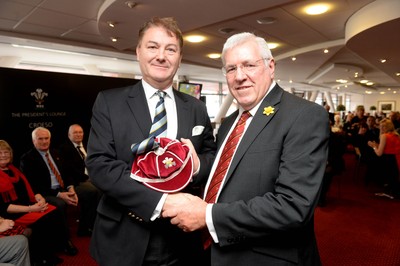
top-left (130, 137), bottom-right (193, 193)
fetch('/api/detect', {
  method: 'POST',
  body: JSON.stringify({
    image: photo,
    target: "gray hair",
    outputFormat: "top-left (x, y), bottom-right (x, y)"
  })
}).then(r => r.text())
top-left (221, 32), bottom-right (273, 66)
top-left (32, 127), bottom-right (51, 140)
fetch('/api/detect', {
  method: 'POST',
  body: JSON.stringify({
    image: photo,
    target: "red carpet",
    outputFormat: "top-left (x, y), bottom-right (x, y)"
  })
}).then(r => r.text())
top-left (316, 152), bottom-right (400, 266)
top-left (59, 152), bottom-right (400, 265)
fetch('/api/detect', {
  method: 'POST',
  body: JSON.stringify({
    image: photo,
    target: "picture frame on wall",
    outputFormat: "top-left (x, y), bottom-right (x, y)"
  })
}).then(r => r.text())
top-left (378, 101), bottom-right (395, 113)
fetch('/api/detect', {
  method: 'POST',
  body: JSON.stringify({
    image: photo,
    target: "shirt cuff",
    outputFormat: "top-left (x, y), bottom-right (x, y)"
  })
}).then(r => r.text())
top-left (206, 204), bottom-right (219, 243)
top-left (151, 193), bottom-right (168, 221)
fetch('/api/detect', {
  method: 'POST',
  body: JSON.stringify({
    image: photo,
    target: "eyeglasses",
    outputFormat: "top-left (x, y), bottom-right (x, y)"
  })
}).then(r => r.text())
top-left (222, 58), bottom-right (268, 76)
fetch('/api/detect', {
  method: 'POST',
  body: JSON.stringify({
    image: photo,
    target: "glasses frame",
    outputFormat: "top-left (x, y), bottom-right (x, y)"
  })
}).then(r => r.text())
top-left (222, 58), bottom-right (269, 77)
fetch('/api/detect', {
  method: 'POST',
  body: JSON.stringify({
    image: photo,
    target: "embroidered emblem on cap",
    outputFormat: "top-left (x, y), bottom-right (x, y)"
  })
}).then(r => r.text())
top-left (163, 157), bottom-right (176, 169)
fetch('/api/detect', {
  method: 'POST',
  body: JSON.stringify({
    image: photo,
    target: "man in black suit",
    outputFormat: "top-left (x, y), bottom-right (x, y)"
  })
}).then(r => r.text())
top-left (324, 104), bottom-right (335, 125)
top-left (59, 124), bottom-right (101, 236)
top-left (86, 17), bottom-right (216, 266)
top-left (162, 32), bottom-right (329, 266)
top-left (19, 127), bottom-right (78, 256)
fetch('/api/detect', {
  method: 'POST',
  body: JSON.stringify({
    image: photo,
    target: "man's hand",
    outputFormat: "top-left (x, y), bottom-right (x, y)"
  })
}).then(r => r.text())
top-left (58, 191), bottom-right (78, 206)
top-left (162, 193), bottom-right (207, 232)
top-left (180, 138), bottom-right (200, 174)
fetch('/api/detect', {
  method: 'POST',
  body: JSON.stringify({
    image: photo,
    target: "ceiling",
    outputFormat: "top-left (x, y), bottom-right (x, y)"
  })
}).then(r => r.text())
top-left (0, 0), bottom-right (399, 95)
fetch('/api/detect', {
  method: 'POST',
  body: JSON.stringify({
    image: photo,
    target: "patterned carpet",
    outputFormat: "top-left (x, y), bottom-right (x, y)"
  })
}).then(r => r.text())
top-left (58, 152), bottom-right (400, 265)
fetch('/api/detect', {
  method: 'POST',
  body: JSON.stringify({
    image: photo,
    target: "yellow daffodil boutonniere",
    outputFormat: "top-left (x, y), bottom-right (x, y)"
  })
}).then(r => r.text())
top-left (263, 106), bottom-right (275, 116)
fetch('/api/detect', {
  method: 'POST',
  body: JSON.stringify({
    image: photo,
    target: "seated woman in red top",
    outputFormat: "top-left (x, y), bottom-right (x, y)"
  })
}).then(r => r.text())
top-left (0, 140), bottom-right (67, 265)
top-left (368, 118), bottom-right (400, 199)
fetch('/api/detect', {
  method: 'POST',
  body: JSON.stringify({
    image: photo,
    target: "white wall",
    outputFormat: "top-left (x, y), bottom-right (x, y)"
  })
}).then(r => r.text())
top-left (364, 93), bottom-right (399, 113)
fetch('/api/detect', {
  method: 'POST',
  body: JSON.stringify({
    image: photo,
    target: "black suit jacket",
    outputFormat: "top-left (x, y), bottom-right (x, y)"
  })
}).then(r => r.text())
top-left (210, 85), bottom-right (329, 266)
top-left (20, 148), bottom-right (74, 197)
top-left (59, 140), bottom-right (88, 186)
top-left (86, 82), bottom-right (216, 266)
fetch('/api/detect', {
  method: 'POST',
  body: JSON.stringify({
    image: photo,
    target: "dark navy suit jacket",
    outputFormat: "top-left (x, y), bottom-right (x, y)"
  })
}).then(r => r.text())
top-left (86, 82), bottom-right (216, 266)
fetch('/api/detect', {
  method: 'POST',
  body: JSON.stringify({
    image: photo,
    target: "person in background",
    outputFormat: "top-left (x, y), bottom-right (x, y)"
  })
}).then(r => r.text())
top-left (0, 218), bottom-right (30, 266)
top-left (353, 117), bottom-right (380, 186)
top-left (0, 140), bottom-right (68, 265)
top-left (349, 105), bottom-right (367, 144)
top-left (19, 127), bottom-right (78, 257)
top-left (368, 118), bottom-right (400, 199)
top-left (162, 32), bottom-right (329, 265)
top-left (319, 125), bottom-right (346, 206)
top-left (86, 17), bottom-right (216, 266)
top-left (332, 114), bottom-right (343, 133)
top-left (388, 111), bottom-right (400, 133)
top-left (59, 124), bottom-right (101, 237)
top-left (324, 104), bottom-right (335, 125)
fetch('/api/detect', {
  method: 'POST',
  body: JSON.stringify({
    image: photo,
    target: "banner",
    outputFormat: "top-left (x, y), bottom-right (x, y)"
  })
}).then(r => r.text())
top-left (0, 67), bottom-right (138, 165)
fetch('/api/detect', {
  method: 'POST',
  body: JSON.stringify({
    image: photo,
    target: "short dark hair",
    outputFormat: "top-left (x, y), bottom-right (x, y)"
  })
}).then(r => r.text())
top-left (137, 17), bottom-right (183, 53)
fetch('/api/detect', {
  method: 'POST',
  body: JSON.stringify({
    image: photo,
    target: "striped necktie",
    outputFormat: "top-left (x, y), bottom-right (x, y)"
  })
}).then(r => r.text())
top-left (149, 91), bottom-right (167, 138)
top-left (202, 111), bottom-right (251, 249)
top-left (204, 111), bottom-right (251, 203)
top-left (76, 145), bottom-right (86, 160)
top-left (45, 152), bottom-right (64, 188)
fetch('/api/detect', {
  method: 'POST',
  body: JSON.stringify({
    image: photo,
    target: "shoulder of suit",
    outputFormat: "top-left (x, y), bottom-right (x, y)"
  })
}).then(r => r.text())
top-left (100, 83), bottom-right (141, 97)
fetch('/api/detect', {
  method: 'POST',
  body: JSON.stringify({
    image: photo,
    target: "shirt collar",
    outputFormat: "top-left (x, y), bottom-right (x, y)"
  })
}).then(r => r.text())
top-left (142, 80), bottom-right (174, 100)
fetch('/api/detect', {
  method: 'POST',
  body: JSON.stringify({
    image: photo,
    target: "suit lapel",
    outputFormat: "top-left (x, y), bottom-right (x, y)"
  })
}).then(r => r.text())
top-left (126, 83), bottom-right (152, 138)
top-left (223, 85), bottom-right (283, 186)
top-left (174, 90), bottom-right (191, 138)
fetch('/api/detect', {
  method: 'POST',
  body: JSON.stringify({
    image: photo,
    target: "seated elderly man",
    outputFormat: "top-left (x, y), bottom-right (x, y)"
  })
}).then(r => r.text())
top-left (20, 127), bottom-right (78, 256)
top-left (59, 124), bottom-right (101, 236)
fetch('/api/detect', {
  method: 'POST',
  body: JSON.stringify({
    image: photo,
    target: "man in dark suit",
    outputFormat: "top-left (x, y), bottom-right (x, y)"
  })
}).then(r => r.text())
top-left (86, 17), bottom-right (216, 266)
top-left (19, 126), bottom-right (78, 256)
top-left (162, 32), bottom-right (329, 266)
top-left (59, 124), bottom-right (101, 237)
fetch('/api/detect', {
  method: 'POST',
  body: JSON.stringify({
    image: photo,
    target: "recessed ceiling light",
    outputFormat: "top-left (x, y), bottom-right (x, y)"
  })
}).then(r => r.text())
top-left (360, 80), bottom-right (369, 84)
top-left (365, 91), bottom-right (372, 94)
top-left (110, 37), bottom-right (118, 42)
top-left (366, 82), bottom-right (374, 86)
top-left (184, 35), bottom-right (206, 43)
top-left (218, 28), bottom-right (235, 34)
top-left (125, 1), bottom-right (137, 8)
top-left (304, 4), bottom-right (330, 15)
top-left (268, 42), bottom-right (279, 49)
top-left (336, 79), bottom-right (348, 84)
top-left (207, 53), bottom-right (221, 59)
top-left (380, 91), bottom-right (385, 94)
top-left (380, 59), bottom-right (387, 63)
top-left (256, 17), bottom-right (277, 25)
top-left (324, 49), bottom-right (329, 54)
top-left (291, 57), bottom-right (296, 61)
top-left (107, 21), bottom-right (116, 28)
top-left (396, 72), bottom-right (400, 76)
